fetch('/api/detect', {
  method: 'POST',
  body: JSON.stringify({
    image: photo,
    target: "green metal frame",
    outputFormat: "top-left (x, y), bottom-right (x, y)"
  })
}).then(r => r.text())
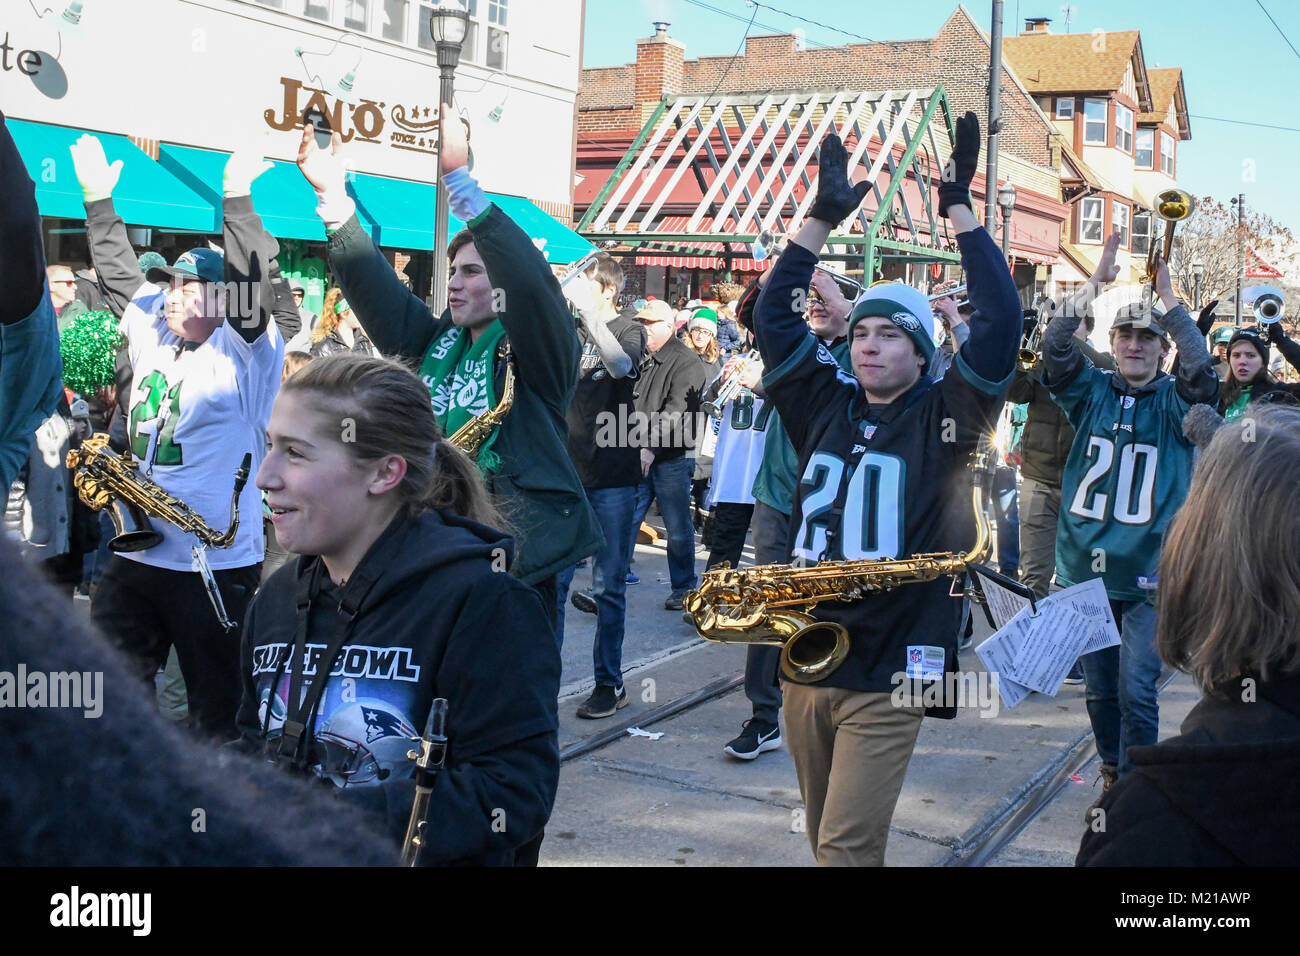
top-left (578, 88), bottom-right (963, 279)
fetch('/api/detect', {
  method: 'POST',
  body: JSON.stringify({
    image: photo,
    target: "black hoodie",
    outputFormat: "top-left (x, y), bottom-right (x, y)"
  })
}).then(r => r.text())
top-left (1077, 674), bottom-right (1300, 866)
top-left (235, 507), bottom-right (561, 866)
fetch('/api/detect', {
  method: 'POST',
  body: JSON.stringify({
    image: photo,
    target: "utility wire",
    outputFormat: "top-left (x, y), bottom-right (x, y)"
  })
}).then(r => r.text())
top-left (1255, 0), bottom-right (1300, 64)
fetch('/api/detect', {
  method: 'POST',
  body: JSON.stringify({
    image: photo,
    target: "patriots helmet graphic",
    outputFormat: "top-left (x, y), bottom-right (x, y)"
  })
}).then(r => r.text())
top-left (312, 698), bottom-right (419, 788)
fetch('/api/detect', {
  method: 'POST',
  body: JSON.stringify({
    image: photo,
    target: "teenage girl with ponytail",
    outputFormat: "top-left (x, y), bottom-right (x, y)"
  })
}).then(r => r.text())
top-left (234, 352), bottom-right (560, 866)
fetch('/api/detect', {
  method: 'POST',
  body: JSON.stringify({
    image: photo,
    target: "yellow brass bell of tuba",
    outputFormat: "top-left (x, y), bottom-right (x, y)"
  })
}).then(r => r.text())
top-left (66, 433), bottom-right (251, 552)
top-left (684, 445), bottom-right (995, 683)
top-left (448, 347), bottom-right (516, 458)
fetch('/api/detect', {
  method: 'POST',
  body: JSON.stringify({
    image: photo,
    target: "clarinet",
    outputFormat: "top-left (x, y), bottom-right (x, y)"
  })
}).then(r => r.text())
top-left (400, 698), bottom-right (449, 867)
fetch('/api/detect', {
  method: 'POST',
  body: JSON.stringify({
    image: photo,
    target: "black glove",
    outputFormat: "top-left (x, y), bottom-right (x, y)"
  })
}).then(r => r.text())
top-left (938, 111), bottom-right (981, 217)
top-left (1267, 320), bottom-right (1286, 345)
top-left (1196, 299), bottom-right (1219, 336)
top-left (808, 133), bottom-right (869, 227)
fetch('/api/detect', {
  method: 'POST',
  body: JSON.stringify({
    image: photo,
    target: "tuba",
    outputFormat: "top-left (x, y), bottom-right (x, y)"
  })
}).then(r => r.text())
top-left (66, 433), bottom-right (250, 552)
top-left (448, 346), bottom-right (516, 457)
top-left (684, 445), bottom-right (994, 683)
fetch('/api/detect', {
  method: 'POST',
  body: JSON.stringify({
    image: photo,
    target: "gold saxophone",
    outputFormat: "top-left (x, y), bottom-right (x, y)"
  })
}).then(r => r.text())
top-left (66, 433), bottom-right (251, 553)
top-left (684, 445), bottom-right (995, 684)
top-left (448, 347), bottom-right (516, 457)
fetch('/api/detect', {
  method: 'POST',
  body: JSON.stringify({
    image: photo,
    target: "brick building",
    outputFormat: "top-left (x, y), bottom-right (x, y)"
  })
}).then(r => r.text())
top-left (576, 6), bottom-right (1068, 302)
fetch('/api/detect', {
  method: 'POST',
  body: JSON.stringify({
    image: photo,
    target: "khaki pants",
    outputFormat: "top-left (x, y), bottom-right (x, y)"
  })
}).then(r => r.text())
top-left (783, 683), bottom-right (924, 866)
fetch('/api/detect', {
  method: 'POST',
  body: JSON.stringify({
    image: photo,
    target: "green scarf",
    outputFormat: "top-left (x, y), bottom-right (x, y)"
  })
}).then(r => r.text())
top-left (419, 320), bottom-right (507, 473)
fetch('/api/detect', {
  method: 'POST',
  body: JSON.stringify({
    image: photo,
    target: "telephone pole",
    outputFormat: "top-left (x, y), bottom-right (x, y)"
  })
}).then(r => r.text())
top-left (1233, 193), bottom-right (1245, 326)
top-left (984, 0), bottom-right (1005, 234)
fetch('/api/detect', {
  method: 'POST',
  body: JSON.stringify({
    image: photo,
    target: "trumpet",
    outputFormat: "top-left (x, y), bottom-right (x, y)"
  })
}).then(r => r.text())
top-left (703, 350), bottom-right (761, 418)
top-left (556, 250), bottom-right (602, 290)
top-left (1142, 189), bottom-right (1195, 297)
top-left (751, 230), bottom-right (865, 297)
top-left (927, 285), bottom-right (967, 302)
top-left (1246, 285), bottom-right (1284, 329)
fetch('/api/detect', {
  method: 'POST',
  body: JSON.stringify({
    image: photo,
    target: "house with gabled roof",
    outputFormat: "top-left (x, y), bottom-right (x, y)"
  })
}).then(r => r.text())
top-left (1002, 19), bottom-right (1193, 288)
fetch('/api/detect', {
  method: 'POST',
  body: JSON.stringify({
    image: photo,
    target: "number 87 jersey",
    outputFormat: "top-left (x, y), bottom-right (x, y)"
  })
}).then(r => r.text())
top-left (1050, 364), bottom-right (1198, 603)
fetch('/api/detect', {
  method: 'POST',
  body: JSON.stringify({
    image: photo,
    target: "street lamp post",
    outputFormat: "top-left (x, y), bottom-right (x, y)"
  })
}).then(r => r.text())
top-left (429, 0), bottom-right (470, 317)
top-left (997, 182), bottom-right (1016, 258)
top-left (1192, 261), bottom-right (1205, 312)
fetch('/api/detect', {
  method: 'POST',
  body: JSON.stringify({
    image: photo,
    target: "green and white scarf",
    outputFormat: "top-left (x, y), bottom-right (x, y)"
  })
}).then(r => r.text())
top-left (419, 320), bottom-right (507, 473)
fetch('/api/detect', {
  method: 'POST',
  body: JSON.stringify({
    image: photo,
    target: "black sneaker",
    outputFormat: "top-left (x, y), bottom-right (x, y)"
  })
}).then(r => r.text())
top-left (724, 718), bottom-right (782, 760)
top-left (664, 590), bottom-right (688, 610)
top-left (570, 589), bottom-right (597, 615)
top-left (576, 684), bottom-right (628, 719)
top-left (1063, 661), bottom-right (1085, 685)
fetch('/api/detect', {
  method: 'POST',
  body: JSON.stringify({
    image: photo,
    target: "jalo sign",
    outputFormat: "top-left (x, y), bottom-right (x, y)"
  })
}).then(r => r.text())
top-left (264, 76), bottom-right (444, 157)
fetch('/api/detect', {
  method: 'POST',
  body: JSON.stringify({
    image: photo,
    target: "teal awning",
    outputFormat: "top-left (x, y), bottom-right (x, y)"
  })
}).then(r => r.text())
top-left (348, 174), bottom-right (595, 262)
top-left (8, 119), bottom-right (214, 231)
top-left (158, 144), bottom-right (326, 242)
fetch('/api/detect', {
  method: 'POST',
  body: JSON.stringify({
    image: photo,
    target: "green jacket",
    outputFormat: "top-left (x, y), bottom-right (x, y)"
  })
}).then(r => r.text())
top-left (324, 205), bottom-right (602, 586)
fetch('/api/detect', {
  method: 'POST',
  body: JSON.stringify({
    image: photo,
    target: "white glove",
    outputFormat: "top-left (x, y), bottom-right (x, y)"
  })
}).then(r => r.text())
top-left (69, 134), bottom-right (123, 203)
top-left (565, 275), bottom-right (600, 318)
top-left (222, 150), bottom-right (274, 198)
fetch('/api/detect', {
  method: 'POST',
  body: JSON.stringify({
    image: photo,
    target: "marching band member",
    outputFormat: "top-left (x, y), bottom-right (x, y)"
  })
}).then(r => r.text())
top-left (1216, 326), bottom-right (1290, 421)
top-left (238, 354), bottom-right (560, 866)
top-left (294, 103), bottom-right (601, 625)
top-left (1042, 230), bottom-right (1218, 811)
top-left (70, 135), bottom-right (286, 741)
top-left (1078, 405), bottom-right (1300, 865)
top-left (749, 114), bottom-right (1020, 865)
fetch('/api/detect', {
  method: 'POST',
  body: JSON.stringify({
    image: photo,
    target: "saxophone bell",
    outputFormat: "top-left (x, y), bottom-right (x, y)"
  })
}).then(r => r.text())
top-left (106, 498), bottom-right (164, 552)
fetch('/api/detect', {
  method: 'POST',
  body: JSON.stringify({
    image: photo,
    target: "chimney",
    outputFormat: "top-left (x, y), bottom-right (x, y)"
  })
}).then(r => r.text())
top-left (634, 21), bottom-right (686, 120)
top-left (1023, 17), bottom-right (1052, 34)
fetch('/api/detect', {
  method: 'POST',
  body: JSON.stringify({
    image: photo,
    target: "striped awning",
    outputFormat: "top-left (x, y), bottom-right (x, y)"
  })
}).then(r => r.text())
top-left (632, 216), bottom-right (768, 270)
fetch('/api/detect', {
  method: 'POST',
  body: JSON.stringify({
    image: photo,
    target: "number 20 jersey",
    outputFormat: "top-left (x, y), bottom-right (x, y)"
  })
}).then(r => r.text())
top-left (118, 284), bottom-right (284, 572)
top-left (764, 335), bottom-right (1008, 694)
top-left (1050, 363), bottom-right (1197, 603)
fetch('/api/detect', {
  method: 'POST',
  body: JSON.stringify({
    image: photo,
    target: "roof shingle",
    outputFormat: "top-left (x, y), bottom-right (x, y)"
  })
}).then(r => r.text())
top-left (1001, 30), bottom-right (1140, 95)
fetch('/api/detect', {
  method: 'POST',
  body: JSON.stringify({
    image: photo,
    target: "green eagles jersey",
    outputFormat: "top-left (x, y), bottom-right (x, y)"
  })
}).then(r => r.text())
top-left (1050, 364), bottom-right (1197, 602)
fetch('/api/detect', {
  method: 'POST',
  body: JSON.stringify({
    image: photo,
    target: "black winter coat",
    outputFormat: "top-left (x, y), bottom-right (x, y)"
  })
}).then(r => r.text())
top-left (1008, 339), bottom-right (1113, 487)
top-left (235, 508), bottom-right (561, 866)
top-left (1077, 674), bottom-right (1300, 866)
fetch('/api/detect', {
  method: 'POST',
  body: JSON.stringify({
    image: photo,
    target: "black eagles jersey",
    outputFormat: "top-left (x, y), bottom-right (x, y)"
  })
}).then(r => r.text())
top-left (754, 231), bottom-right (1020, 701)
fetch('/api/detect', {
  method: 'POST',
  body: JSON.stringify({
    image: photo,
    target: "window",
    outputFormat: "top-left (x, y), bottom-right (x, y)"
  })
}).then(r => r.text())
top-left (1115, 104), bottom-right (1133, 154)
top-left (1161, 132), bottom-right (1175, 176)
top-left (256, 0), bottom-right (285, 8)
top-left (1135, 128), bottom-right (1154, 168)
top-left (486, 0), bottom-right (506, 69)
top-left (1083, 98), bottom-right (1108, 145)
top-left (1080, 197), bottom-right (1104, 242)
top-left (1112, 201), bottom-right (1130, 248)
top-left (1055, 97), bottom-right (1074, 119)
top-left (1132, 211), bottom-right (1153, 256)
top-left (305, 0), bottom-right (331, 21)
top-left (344, 0), bottom-right (368, 31)
top-left (419, 1), bottom-right (480, 64)
top-left (381, 0), bottom-right (407, 40)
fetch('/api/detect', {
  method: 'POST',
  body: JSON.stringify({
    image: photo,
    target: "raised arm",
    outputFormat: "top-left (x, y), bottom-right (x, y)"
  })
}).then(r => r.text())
top-left (220, 151), bottom-right (279, 344)
top-left (566, 275), bottom-right (634, 379)
top-left (70, 135), bottom-right (150, 319)
top-left (1153, 261), bottom-right (1217, 405)
top-left (1042, 230), bottom-right (1121, 387)
top-left (436, 103), bottom-right (579, 409)
top-left (298, 124), bottom-right (438, 360)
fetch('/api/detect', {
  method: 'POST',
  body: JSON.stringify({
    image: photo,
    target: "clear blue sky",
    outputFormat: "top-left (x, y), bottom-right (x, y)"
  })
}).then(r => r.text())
top-left (582, 0), bottom-right (1300, 234)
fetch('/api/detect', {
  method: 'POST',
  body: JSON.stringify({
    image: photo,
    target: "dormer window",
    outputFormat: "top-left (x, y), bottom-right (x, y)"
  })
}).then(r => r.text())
top-left (1055, 97), bottom-right (1075, 119)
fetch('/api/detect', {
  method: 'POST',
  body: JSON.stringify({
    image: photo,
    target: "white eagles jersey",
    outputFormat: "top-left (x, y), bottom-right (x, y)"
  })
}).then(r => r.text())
top-left (707, 392), bottom-right (772, 507)
top-left (117, 283), bottom-right (283, 571)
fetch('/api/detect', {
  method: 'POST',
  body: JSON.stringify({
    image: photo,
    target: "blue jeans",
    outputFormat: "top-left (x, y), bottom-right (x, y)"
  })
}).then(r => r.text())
top-left (992, 466), bottom-right (1020, 577)
top-left (555, 485), bottom-right (637, 688)
top-left (629, 454), bottom-right (698, 594)
top-left (1080, 598), bottom-right (1161, 775)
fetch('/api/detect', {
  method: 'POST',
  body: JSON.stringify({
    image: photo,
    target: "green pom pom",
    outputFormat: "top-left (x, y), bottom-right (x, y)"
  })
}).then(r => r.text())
top-left (59, 310), bottom-right (122, 395)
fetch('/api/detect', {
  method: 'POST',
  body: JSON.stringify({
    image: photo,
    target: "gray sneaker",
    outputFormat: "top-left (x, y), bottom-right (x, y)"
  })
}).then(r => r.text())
top-left (664, 590), bottom-right (688, 610)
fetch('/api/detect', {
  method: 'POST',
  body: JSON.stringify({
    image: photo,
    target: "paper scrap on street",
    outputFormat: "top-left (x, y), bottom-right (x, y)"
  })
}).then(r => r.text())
top-left (626, 727), bottom-right (664, 740)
